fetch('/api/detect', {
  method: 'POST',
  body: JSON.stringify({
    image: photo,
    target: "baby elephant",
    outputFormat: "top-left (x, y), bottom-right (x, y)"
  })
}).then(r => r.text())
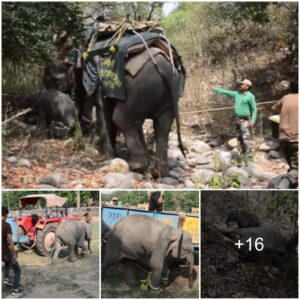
top-left (51, 220), bottom-right (92, 264)
top-left (102, 215), bottom-right (194, 290)
top-left (226, 210), bottom-right (260, 228)
top-left (38, 88), bottom-right (77, 135)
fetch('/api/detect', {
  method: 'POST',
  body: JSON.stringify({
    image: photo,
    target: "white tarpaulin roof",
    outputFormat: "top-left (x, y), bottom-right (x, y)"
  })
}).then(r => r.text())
top-left (19, 194), bottom-right (67, 208)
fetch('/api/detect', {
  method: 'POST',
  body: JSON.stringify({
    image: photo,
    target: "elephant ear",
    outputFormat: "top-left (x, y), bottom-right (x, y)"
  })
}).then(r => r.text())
top-left (168, 229), bottom-right (183, 259)
top-left (85, 223), bottom-right (93, 240)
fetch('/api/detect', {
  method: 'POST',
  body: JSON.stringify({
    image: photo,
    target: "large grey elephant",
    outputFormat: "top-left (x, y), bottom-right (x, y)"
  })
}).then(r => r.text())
top-left (51, 220), bottom-right (92, 264)
top-left (43, 45), bottom-right (186, 177)
top-left (101, 215), bottom-right (194, 290)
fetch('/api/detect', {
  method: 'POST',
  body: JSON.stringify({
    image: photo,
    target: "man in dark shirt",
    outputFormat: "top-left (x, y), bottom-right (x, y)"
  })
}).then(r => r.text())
top-left (2, 206), bottom-right (24, 297)
top-left (148, 191), bottom-right (164, 212)
top-left (271, 81), bottom-right (298, 188)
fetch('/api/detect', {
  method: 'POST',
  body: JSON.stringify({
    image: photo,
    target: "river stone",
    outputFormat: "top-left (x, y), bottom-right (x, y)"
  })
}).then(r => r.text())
top-left (37, 172), bottom-right (67, 188)
top-left (226, 167), bottom-right (249, 185)
top-left (269, 150), bottom-right (281, 159)
top-left (215, 150), bottom-right (232, 168)
top-left (259, 141), bottom-right (280, 152)
top-left (36, 184), bottom-right (57, 189)
top-left (7, 156), bottom-right (17, 163)
top-left (172, 167), bottom-right (185, 175)
top-left (188, 157), bottom-right (212, 167)
top-left (192, 169), bottom-right (215, 185)
top-left (17, 158), bottom-right (31, 168)
top-left (168, 148), bottom-right (184, 159)
top-left (168, 157), bottom-right (180, 169)
top-left (154, 183), bottom-right (174, 189)
top-left (209, 137), bottom-right (223, 148)
top-left (159, 177), bottom-right (178, 185)
top-left (102, 173), bottom-right (133, 189)
top-left (246, 162), bottom-right (268, 181)
top-left (110, 158), bottom-right (130, 173)
top-left (190, 141), bottom-right (210, 153)
top-left (169, 170), bottom-right (180, 179)
top-left (143, 182), bottom-right (155, 189)
top-left (184, 179), bottom-right (194, 188)
top-left (177, 177), bottom-right (185, 183)
top-left (228, 137), bottom-right (238, 148)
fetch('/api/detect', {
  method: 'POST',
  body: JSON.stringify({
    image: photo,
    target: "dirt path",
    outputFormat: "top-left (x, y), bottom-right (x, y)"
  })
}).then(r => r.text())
top-left (101, 261), bottom-right (199, 298)
top-left (2, 219), bottom-right (99, 298)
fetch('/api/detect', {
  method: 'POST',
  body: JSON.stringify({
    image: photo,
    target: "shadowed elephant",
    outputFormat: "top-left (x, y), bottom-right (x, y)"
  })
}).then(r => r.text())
top-left (51, 220), bottom-right (92, 264)
top-left (101, 215), bottom-right (194, 290)
top-left (226, 210), bottom-right (261, 228)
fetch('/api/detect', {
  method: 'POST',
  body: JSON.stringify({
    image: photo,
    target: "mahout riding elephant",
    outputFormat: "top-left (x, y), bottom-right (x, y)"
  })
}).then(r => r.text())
top-left (101, 215), bottom-right (194, 290)
top-left (43, 46), bottom-right (186, 177)
top-left (51, 219), bottom-right (92, 264)
top-left (226, 210), bottom-right (261, 228)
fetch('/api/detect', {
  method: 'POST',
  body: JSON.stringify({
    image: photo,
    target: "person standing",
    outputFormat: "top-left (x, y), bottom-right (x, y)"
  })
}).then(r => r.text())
top-left (147, 191), bottom-right (164, 212)
top-left (212, 79), bottom-right (257, 159)
top-left (2, 207), bottom-right (24, 297)
top-left (271, 81), bottom-right (298, 188)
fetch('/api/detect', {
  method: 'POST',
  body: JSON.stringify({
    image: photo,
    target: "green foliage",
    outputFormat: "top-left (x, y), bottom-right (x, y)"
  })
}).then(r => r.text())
top-left (209, 173), bottom-right (241, 189)
top-left (2, 191), bottom-right (99, 210)
top-left (73, 121), bottom-right (85, 151)
top-left (267, 191), bottom-right (298, 234)
top-left (101, 191), bottom-right (147, 207)
top-left (163, 2), bottom-right (298, 63)
top-left (85, 2), bottom-right (163, 22)
top-left (164, 191), bottom-right (199, 212)
top-left (2, 2), bottom-right (85, 65)
top-left (101, 191), bottom-right (199, 213)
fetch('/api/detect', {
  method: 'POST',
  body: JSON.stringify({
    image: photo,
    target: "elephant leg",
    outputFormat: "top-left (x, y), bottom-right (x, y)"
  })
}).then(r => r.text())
top-left (161, 257), bottom-right (172, 281)
top-left (154, 109), bottom-right (174, 177)
top-left (101, 234), bottom-right (122, 276)
top-left (69, 245), bottom-right (76, 262)
top-left (149, 252), bottom-right (165, 290)
top-left (78, 237), bottom-right (88, 253)
top-left (103, 99), bottom-right (117, 151)
top-left (96, 92), bottom-right (116, 159)
top-left (113, 107), bottom-right (149, 172)
top-left (52, 240), bottom-right (62, 264)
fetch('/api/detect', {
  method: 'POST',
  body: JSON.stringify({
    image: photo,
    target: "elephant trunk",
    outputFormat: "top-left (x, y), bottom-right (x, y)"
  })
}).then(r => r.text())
top-left (187, 252), bottom-right (194, 288)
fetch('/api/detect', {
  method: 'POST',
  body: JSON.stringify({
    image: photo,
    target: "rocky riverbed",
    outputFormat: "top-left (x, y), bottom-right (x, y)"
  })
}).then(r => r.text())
top-left (2, 130), bottom-right (288, 189)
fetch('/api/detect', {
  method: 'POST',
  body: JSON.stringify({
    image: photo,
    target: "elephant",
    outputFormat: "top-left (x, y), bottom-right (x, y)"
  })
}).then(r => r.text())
top-left (101, 215), bottom-right (194, 290)
top-left (43, 45), bottom-right (186, 177)
top-left (226, 210), bottom-right (261, 228)
top-left (51, 220), bottom-right (92, 264)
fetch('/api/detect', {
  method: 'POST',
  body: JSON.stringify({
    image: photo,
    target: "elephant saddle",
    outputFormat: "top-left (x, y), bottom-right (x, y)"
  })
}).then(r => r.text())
top-left (82, 32), bottom-right (185, 101)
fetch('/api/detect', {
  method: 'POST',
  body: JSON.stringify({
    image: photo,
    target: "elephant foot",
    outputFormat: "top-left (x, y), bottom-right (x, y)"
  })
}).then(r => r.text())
top-left (69, 256), bottom-right (77, 262)
top-left (51, 259), bottom-right (58, 265)
top-left (128, 158), bottom-right (148, 173)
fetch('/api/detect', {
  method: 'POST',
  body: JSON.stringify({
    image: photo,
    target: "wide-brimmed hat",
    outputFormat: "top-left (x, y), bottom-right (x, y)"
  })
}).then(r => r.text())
top-left (239, 79), bottom-right (252, 87)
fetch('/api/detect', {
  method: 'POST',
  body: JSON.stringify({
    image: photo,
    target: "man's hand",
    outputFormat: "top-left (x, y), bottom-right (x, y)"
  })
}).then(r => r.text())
top-left (12, 252), bottom-right (17, 264)
top-left (249, 123), bottom-right (254, 130)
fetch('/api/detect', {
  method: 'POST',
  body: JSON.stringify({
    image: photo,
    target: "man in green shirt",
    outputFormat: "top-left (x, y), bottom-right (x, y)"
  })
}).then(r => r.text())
top-left (212, 79), bottom-right (257, 157)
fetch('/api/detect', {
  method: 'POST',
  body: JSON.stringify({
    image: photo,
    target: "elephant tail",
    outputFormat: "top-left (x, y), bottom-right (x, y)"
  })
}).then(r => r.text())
top-left (154, 55), bottom-right (187, 158)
